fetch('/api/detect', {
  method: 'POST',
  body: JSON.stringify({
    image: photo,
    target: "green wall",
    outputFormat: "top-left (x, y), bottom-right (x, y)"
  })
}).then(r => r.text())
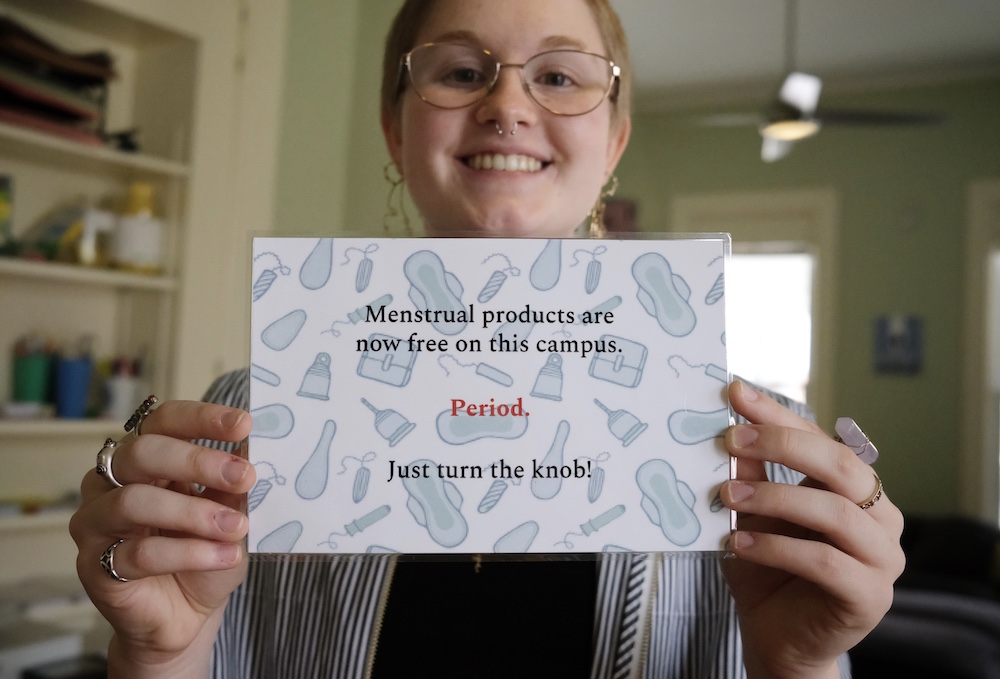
top-left (273, 0), bottom-right (1000, 517)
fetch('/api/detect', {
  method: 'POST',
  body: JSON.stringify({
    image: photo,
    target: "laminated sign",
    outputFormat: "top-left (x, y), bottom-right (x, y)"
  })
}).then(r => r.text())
top-left (248, 236), bottom-right (733, 555)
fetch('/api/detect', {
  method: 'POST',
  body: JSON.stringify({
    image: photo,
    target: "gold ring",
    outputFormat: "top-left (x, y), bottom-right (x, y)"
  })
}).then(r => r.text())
top-left (856, 470), bottom-right (883, 510)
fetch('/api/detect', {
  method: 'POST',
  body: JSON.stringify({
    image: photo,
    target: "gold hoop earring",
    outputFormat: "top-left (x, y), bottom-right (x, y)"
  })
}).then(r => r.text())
top-left (383, 162), bottom-right (412, 236)
top-left (588, 175), bottom-right (619, 239)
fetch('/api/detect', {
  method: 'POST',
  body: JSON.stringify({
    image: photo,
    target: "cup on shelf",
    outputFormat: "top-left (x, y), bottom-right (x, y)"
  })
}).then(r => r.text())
top-left (103, 374), bottom-right (139, 422)
top-left (13, 353), bottom-right (51, 403)
top-left (55, 357), bottom-right (93, 418)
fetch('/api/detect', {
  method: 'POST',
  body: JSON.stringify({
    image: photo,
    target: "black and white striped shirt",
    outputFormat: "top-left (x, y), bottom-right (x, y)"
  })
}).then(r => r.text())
top-left (200, 369), bottom-right (851, 678)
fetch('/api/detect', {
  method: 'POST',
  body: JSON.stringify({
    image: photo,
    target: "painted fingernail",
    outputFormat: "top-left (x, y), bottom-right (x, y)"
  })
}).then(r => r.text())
top-left (222, 459), bottom-right (249, 485)
top-left (733, 531), bottom-right (755, 550)
top-left (218, 543), bottom-right (241, 565)
top-left (731, 425), bottom-right (758, 448)
top-left (221, 409), bottom-right (246, 430)
top-left (727, 481), bottom-right (754, 503)
top-left (216, 509), bottom-right (245, 534)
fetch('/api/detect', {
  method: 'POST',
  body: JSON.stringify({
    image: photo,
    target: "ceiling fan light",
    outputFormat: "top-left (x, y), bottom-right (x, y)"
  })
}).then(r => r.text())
top-left (760, 118), bottom-right (821, 141)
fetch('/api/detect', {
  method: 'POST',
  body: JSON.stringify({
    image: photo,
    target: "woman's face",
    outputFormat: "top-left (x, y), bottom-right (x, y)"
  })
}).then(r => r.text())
top-left (383, 0), bottom-right (631, 238)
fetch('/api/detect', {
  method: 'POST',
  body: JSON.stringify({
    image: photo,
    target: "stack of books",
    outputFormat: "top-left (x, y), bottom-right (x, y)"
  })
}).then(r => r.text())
top-left (0, 16), bottom-right (115, 146)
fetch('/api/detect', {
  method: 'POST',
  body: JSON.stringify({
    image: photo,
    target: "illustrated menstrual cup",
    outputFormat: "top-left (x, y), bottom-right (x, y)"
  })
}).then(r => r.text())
top-left (295, 420), bottom-right (336, 500)
top-left (297, 352), bottom-right (332, 400)
top-left (594, 399), bottom-right (647, 447)
top-left (361, 398), bottom-right (415, 446)
top-left (530, 353), bottom-right (563, 401)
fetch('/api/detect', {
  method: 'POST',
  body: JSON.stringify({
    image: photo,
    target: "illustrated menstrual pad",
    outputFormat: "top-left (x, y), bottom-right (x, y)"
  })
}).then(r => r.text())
top-left (248, 236), bottom-right (732, 554)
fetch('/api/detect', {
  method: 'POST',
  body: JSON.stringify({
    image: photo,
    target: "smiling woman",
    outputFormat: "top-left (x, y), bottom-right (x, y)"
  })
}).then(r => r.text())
top-left (68, 0), bottom-right (905, 676)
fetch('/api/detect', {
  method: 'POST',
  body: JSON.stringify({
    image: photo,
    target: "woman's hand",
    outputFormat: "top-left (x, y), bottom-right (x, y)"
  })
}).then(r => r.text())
top-left (720, 381), bottom-right (905, 679)
top-left (70, 401), bottom-right (255, 677)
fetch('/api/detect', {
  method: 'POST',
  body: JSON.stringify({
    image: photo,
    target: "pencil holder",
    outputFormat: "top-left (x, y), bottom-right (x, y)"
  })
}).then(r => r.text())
top-left (55, 357), bottom-right (93, 418)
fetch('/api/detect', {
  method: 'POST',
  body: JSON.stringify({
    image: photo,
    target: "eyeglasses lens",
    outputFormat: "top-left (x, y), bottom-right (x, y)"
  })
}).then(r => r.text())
top-left (406, 44), bottom-right (615, 115)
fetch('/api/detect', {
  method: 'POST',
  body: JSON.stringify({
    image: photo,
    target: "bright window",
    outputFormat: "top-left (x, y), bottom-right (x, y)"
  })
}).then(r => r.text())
top-left (726, 252), bottom-right (814, 404)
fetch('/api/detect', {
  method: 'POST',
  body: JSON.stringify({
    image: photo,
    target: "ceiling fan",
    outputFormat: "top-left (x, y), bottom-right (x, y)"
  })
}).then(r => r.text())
top-left (700, 0), bottom-right (943, 162)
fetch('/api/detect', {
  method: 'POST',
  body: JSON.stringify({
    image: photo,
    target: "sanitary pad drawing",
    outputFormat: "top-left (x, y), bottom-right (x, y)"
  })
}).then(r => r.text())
top-left (588, 335), bottom-right (647, 387)
top-left (402, 459), bottom-right (468, 548)
top-left (261, 309), bottom-right (306, 351)
top-left (494, 521), bottom-right (539, 553)
top-left (531, 420), bottom-right (570, 500)
top-left (436, 406), bottom-right (529, 445)
top-left (529, 239), bottom-right (561, 290)
top-left (257, 520), bottom-right (303, 552)
top-left (356, 333), bottom-right (417, 387)
top-left (632, 252), bottom-right (697, 337)
top-left (667, 408), bottom-right (730, 445)
top-left (250, 403), bottom-right (294, 439)
top-left (300, 238), bottom-right (334, 290)
top-left (636, 459), bottom-right (701, 547)
top-left (404, 250), bottom-right (468, 335)
top-left (295, 420), bottom-right (336, 500)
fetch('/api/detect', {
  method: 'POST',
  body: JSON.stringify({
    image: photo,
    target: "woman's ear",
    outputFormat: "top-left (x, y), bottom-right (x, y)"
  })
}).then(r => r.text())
top-left (381, 109), bottom-right (404, 173)
top-left (605, 116), bottom-right (632, 179)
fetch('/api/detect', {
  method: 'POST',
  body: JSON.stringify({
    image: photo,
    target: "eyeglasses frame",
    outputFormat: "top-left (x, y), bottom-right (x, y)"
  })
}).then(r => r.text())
top-left (397, 42), bottom-right (622, 117)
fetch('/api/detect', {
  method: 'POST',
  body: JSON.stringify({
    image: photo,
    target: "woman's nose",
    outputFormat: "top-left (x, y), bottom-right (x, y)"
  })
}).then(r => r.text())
top-left (477, 66), bottom-right (536, 131)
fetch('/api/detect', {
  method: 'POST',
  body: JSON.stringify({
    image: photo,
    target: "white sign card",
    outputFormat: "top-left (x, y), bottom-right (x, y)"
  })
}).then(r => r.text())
top-left (248, 236), bottom-right (732, 554)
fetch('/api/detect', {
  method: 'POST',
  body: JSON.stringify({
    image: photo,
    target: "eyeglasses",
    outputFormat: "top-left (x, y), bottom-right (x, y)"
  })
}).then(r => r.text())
top-left (401, 43), bottom-right (621, 116)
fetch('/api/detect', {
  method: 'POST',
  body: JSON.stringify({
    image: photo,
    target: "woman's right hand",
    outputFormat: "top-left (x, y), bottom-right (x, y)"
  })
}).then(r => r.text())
top-left (70, 401), bottom-right (255, 677)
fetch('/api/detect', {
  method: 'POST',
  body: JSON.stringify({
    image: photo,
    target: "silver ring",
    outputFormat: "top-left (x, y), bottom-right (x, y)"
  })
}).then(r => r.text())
top-left (124, 394), bottom-right (158, 436)
top-left (96, 438), bottom-right (123, 488)
top-left (100, 539), bottom-right (129, 582)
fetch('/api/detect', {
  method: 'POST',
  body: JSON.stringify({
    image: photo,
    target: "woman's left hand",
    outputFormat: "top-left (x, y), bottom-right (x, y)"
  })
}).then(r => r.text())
top-left (720, 380), bottom-right (905, 679)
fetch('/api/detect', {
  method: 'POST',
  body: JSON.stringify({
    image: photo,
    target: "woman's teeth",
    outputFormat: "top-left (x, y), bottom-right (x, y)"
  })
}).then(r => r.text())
top-left (468, 153), bottom-right (543, 172)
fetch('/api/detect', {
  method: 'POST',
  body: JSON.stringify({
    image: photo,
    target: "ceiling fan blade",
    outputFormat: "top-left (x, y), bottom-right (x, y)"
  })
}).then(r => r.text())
top-left (694, 112), bottom-right (763, 128)
top-left (778, 71), bottom-right (822, 116)
top-left (814, 109), bottom-right (945, 127)
top-left (761, 137), bottom-right (794, 162)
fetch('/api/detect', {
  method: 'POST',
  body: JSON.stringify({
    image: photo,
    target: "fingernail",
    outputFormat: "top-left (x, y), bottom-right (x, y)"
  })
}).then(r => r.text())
top-left (218, 543), bottom-right (241, 565)
top-left (738, 380), bottom-right (758, 401)
top-left (221, 409), bottom-right (245, 431)
top-left (222, 459), bottom-right (248, 485)
top-left (727, 480), bottom-right (754, 503)
top-left (216, 509), bottom-right (245, 534)
top-left (731, 425), bottom-right (758, 448)
top-left (733, 531), bottom-right (755, 550)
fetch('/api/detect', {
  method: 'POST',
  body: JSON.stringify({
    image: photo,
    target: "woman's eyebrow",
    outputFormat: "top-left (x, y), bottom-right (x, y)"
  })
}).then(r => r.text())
top-left (422, 31), bottom-right (590, 53)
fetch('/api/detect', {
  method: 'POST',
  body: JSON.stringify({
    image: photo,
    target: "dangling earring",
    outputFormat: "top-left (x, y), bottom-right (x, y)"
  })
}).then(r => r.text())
top-left (588, 175), bottom-right (619, 239)
top-left (383, 162), bottom-right (412, 235)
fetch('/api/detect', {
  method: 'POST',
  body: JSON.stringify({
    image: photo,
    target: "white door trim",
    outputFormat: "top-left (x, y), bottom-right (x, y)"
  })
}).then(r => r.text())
top-left (962, 179), bottom-right (1000, 522)
top-left (672, 188), bottom-right (838, 427)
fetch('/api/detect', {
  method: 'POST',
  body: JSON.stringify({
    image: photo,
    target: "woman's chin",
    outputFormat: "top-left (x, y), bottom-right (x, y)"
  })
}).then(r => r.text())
top-left (424, 217), bottom-right (579, 239)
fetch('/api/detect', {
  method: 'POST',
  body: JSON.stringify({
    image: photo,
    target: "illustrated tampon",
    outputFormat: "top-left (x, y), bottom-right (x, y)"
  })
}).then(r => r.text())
top-left (344, 505), bottom-right (391, 535)
top-left (477, 479), bottom-right (508, 513)
top-left (580, 504), bottom-right (626, 536)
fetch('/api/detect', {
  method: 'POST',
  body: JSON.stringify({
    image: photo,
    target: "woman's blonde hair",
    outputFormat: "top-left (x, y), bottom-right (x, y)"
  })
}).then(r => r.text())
top-left (380, 0), bottom-right (632, 130)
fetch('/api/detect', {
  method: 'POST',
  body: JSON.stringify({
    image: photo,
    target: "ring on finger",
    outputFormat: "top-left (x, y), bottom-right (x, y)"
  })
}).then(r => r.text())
top-left (100, 538), bottom-right (129, 582)
top-left (124, 394), bottom-right (158, 436)
top-left (96, 438), bottom-right (123, 489)
top-left (856, 470), bottom-right (884, 510)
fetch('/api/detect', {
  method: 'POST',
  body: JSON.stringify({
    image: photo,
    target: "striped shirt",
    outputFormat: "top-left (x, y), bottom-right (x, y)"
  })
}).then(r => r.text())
top-left (200, 369), bottom-right (851, 678)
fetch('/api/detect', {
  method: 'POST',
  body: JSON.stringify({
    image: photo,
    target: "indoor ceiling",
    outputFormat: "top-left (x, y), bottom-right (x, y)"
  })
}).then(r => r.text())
top-left (614, 0), bottom-right (1000, 111)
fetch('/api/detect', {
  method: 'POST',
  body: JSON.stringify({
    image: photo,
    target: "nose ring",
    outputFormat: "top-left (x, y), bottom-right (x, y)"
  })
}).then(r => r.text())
top-left (494, 122), bottom-right (518, 136)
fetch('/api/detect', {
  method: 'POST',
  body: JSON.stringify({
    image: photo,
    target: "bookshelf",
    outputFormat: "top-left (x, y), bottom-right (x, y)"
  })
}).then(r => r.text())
top-left (0, 0), bottom-right (286, 592)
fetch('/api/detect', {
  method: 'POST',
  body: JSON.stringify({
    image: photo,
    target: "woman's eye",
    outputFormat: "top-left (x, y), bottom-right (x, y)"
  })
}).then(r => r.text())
top-left (443, 67), bottom-right (485, 87)
top-left (537, 70), bottom-right (576, 88)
